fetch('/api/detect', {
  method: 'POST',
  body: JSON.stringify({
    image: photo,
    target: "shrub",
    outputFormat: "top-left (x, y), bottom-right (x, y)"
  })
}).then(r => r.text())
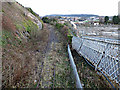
top-left (55, 23), bottom-right (73, 44)
top-left (26, 8), bottom-right (37, 17)
top-left (42, 17), bottom-right (50, 23)
top-left (2, 9), bottom-right (4, 12)
top-left (67, 35), bottom-right (73, 44)
top-left (55, 23), bottom-right (64, 29)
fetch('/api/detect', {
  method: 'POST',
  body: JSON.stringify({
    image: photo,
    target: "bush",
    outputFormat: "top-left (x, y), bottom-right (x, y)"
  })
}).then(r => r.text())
top-left (55, 23), bottom-right (73, 44)
top-left (26, 8), bottom-right (37, 17)
top-left (42, 17), bottom-right (50, 23)
top-left (67, 35), bottom-right (73, 44)
top-left (2, 9), bottom-right (4, 12)
top-left (55, 23), bottom-right (64, 29)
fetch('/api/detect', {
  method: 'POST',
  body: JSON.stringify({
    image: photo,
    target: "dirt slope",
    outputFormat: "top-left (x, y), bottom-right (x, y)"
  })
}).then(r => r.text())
top-left (1, 2), bottom-right (44, 88)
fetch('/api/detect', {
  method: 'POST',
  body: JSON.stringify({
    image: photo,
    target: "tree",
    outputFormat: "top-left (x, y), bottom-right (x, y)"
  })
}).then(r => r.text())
top-left (112, 16), bottom-right (120, 24)
top-left (42, 17), bottom-right (50, 23)
top-left (104, 16), bottom-right (109, 24)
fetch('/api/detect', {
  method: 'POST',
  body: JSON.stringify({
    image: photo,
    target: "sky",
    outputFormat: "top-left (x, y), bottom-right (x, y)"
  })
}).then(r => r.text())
top-left (16, 0), bottom-right (120, 16)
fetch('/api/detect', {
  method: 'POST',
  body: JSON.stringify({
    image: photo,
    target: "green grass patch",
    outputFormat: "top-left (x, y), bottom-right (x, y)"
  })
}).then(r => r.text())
top-left (55, 23), bottom-right (64, 29)
top-left (1, 30), bottom-right (23, 47)
top-left (2, 30), bottom-right (13, 47)
top-left (16, 19), bottom-right (38, 34)
top-left (2, 9), bottom-right (4, 12)
top-left (16, 24), bottom-right (22, 30)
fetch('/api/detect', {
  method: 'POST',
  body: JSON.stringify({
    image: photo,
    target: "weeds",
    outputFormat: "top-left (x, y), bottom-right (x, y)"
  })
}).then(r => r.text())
top-left (72, 50), bottom-right (110, 88)
top-left (55, 23), bottom-right (64, 29)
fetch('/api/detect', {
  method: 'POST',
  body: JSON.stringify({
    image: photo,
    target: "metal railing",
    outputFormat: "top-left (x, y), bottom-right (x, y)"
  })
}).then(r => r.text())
top-left (68, 45), bottom-right (83, 88)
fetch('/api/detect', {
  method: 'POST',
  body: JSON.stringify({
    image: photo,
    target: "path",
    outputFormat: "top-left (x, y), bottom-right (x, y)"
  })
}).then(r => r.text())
top-left (35, 24), bottom-right (75, 88)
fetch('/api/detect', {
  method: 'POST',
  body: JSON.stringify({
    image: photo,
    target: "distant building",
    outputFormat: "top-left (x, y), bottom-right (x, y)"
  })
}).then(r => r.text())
top-left (94, 22), bottom-right (99, 25)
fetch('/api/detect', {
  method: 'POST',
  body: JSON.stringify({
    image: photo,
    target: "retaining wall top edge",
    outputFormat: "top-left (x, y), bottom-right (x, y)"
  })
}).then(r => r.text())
top-left (75, 36), bottom-right (120, 45)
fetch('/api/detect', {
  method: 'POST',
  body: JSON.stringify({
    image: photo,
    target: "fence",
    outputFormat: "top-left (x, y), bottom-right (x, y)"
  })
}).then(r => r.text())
top-left (72, 36), bottom-right (120, 85)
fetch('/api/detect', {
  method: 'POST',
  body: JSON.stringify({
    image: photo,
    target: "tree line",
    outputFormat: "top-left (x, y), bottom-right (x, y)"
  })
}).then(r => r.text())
top-left (104, 16), bottom-right (120, 24)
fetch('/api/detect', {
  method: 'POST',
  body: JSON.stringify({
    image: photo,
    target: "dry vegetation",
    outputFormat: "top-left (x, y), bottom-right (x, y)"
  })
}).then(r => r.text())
top-left (33, 24), bottom-right (75, 88)
top-left (1, 2), bottom-right (49, 88)
top-left (1, 2), bottom-right (75, 88)
top-left (2, 24), bottom-right (50, 88)
top-left (2, 1), bottom-right (116, 88)
top-left (72, 50), bottom-right (112, 88)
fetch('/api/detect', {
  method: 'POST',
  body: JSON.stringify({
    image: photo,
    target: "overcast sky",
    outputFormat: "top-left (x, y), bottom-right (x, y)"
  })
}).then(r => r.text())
top-left (16, 0), bottom-right (120, 16)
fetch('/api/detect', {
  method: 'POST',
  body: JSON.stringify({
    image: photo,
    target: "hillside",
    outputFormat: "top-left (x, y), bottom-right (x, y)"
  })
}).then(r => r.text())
top-left (1, 2), bottom-right (75, 88)
top-left (1, 1), bottom-right (116, 89)
top-left (46, 14), bottom-right (99, 17)
top-left (2, 2), bottom-right (45, 87)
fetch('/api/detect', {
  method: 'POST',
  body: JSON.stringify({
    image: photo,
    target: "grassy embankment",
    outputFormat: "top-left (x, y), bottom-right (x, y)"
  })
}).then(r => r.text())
top-left (1, 2), bottom-right (47, 88)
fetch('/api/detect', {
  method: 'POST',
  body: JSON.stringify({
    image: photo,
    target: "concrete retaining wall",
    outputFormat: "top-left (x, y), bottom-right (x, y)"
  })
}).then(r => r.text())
top-left (72, 36), bottom-right (120, 85)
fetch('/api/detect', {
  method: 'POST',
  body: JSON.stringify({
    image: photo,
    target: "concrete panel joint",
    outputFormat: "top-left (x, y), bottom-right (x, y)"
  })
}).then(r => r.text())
top-left (72, 36), bottom-right (120, 85)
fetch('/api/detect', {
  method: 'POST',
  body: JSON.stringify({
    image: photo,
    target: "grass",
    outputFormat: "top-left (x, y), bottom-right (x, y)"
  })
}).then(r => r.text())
top-left (2, 24), bottom-right (49, 88)
top-left (47, 42), bottom-right (75, 88)
top-left (72, 50), bottom-right (111, 88)
top-left (16, 24), bottom-right (22, 30)
top-left (2, 9), bottom-right (4, 12)
top-left (15, 18), bottom-right (39, 40)
top-left (2, 2), bottom-right (44, 88)
top-left (23, 19), bottom-right (38, 33)
top-left (55, 23), bottom-right (64, 29)
top-left (0, 9), bottom-right (4, 12)
top-left (2, 30), bottom-right (13, 47)
top-left (55, 30), bottom-right (75, 88)
top-left (1, 30), bottom-right (23, 48)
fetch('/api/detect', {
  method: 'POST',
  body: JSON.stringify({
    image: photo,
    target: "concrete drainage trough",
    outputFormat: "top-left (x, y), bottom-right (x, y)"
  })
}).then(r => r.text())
top-left (72, 36), bottom-right (120, 85)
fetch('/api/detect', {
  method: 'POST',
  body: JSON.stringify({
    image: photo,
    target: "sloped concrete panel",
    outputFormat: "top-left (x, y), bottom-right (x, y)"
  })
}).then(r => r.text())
top-left (72, 36), bottom-right (120, 84)
top-left (72, 36), bottom-right (83, 51)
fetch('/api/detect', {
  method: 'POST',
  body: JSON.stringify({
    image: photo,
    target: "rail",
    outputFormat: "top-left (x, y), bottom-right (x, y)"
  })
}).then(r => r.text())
top-left (68, 45), bottom-right (83, 88)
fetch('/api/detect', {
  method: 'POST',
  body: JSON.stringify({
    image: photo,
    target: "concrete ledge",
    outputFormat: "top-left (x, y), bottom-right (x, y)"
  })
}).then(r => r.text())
top-left (82, 36), bottom-right (120, 45)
